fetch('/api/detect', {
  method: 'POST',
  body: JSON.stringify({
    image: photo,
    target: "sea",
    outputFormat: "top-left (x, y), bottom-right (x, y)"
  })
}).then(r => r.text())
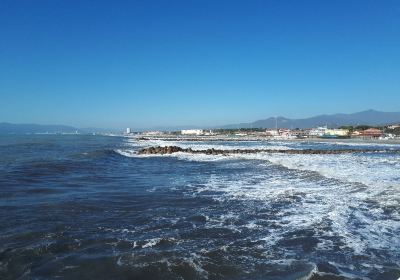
top-left (0, 134), bottom-right (399, 280)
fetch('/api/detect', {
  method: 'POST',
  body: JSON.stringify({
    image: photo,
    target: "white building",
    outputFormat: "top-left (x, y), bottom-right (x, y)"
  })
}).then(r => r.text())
top-left (388, 124), bottom-right (400, 129)
top-left (309, 126), bottom-right (328, 137)
top-left (126, 128), bottom-right (131, 134)
top-left (181, 129), bottom-right (204, 135)
top-left (265, 128), bottom-right (297, 139)
top-left (324, 128), bottom-right (349, 137)
top-left (265, 129), bottom-right (279, 136)
top-left (204, 130), bottom-right (216, 136)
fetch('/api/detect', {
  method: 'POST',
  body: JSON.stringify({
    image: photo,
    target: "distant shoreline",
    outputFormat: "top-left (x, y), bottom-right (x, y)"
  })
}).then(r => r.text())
top-left (133, 135), bottom-right (400, 145)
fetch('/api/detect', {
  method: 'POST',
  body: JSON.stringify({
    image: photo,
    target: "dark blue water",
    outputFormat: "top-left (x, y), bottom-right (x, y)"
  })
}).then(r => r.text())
top-left (1, 135), bottom-right (399, 280)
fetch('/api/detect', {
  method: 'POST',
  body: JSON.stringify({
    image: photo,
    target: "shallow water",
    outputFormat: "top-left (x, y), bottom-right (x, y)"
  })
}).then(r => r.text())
top-left (0, 135), bottom-right (399, 279)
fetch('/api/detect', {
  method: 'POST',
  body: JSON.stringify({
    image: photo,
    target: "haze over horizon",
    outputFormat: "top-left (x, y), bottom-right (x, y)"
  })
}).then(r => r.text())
top-left (1, 0), bottom-right (399, 128)
top-left (2, 108), bottom-right (400, 132)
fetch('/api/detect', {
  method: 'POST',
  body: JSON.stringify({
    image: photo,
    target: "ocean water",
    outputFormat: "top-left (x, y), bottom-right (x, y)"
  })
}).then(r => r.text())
top-left (0, 135), bottom-right (399, 280)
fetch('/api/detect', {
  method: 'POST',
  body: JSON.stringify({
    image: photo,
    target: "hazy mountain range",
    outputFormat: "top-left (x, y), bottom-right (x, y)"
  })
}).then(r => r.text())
top-left (221, 109), bottom-right (400, 129)
top-left (1, 110), bottom-right (400, 134)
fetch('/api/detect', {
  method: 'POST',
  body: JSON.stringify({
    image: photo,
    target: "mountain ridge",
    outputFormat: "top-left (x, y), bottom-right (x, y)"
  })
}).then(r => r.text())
top-left (220, 109), bottom-right (400, 129)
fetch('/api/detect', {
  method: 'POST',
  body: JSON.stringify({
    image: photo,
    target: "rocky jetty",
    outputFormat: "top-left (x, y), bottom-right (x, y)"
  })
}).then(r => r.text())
top-left (137, 146), bottom-right (396, 156)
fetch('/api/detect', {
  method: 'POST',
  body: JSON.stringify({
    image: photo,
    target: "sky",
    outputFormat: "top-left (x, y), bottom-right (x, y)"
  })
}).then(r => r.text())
top-left (0, 0), bottom-right (399, 129)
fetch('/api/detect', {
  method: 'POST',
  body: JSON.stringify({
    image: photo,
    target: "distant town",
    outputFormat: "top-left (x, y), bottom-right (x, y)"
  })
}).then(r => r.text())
top-left (125, 124), bottom-right (400, 140)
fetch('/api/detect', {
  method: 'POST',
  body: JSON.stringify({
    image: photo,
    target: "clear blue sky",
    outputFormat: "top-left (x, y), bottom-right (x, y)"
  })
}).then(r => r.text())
top-left (1, 0), bottom-right (399, 129)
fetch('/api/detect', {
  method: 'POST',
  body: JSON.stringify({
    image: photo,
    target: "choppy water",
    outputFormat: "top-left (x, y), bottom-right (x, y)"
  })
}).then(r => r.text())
top-left (0, 135), bottom-right (399, 280)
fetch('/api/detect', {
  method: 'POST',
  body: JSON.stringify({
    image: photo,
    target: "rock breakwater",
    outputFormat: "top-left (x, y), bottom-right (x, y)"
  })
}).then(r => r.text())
top-left (137, 146), bottom-right (397, 156)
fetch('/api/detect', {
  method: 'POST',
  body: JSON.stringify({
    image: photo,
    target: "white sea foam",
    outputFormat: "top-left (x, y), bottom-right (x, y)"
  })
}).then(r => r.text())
top-left (176, 150), bottom-right (400, 257)
top-left (117, 138), bottom-right (298, 163)
top-left (118, 139), bottom-right (400, 189)
top-left (216, 173), bottom-right (396, 256)
top-left (112, 139), bottom-right (400, 277)
top-left (316, 140), bottom-right (400, 148)
top-left (264, 152), bottom-right (400, 189)
top-left (114, 149), bottom-right (138, 157)
top-left (142, 238), bottom-right (162, 248)
top-left (116, 138), bottom-right (400, 256)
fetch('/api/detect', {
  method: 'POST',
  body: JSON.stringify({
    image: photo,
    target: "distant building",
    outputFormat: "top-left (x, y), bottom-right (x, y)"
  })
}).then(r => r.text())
top-left (181, 129), bottom-right (204, 135)
top-left (126, 128), bottom-right (131, 134)
top-left (324, 129), bottom-right (349, 137)
top-left (291, 129), bottom-right (307, 138)
top-left (387, 124), bottom-right (400, 129)
top-left (265, 128), bottom-right (298, 139)
top-left (204, 130), bottom-right (215, 136)
top-left (351, 130), bottom-right (362, 137)
top-left (308, 126), bottom-right (328, 137)
top-left (277, 129), bottom-right (297, 139)
top-left (265, 129), bottom-right (279, 136)
top-left (359, 128), bottom-right (383, 138)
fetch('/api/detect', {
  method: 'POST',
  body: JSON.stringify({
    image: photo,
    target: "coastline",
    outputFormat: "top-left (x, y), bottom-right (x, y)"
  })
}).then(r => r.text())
top-left (132, 135), bottom-right (400, 145)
